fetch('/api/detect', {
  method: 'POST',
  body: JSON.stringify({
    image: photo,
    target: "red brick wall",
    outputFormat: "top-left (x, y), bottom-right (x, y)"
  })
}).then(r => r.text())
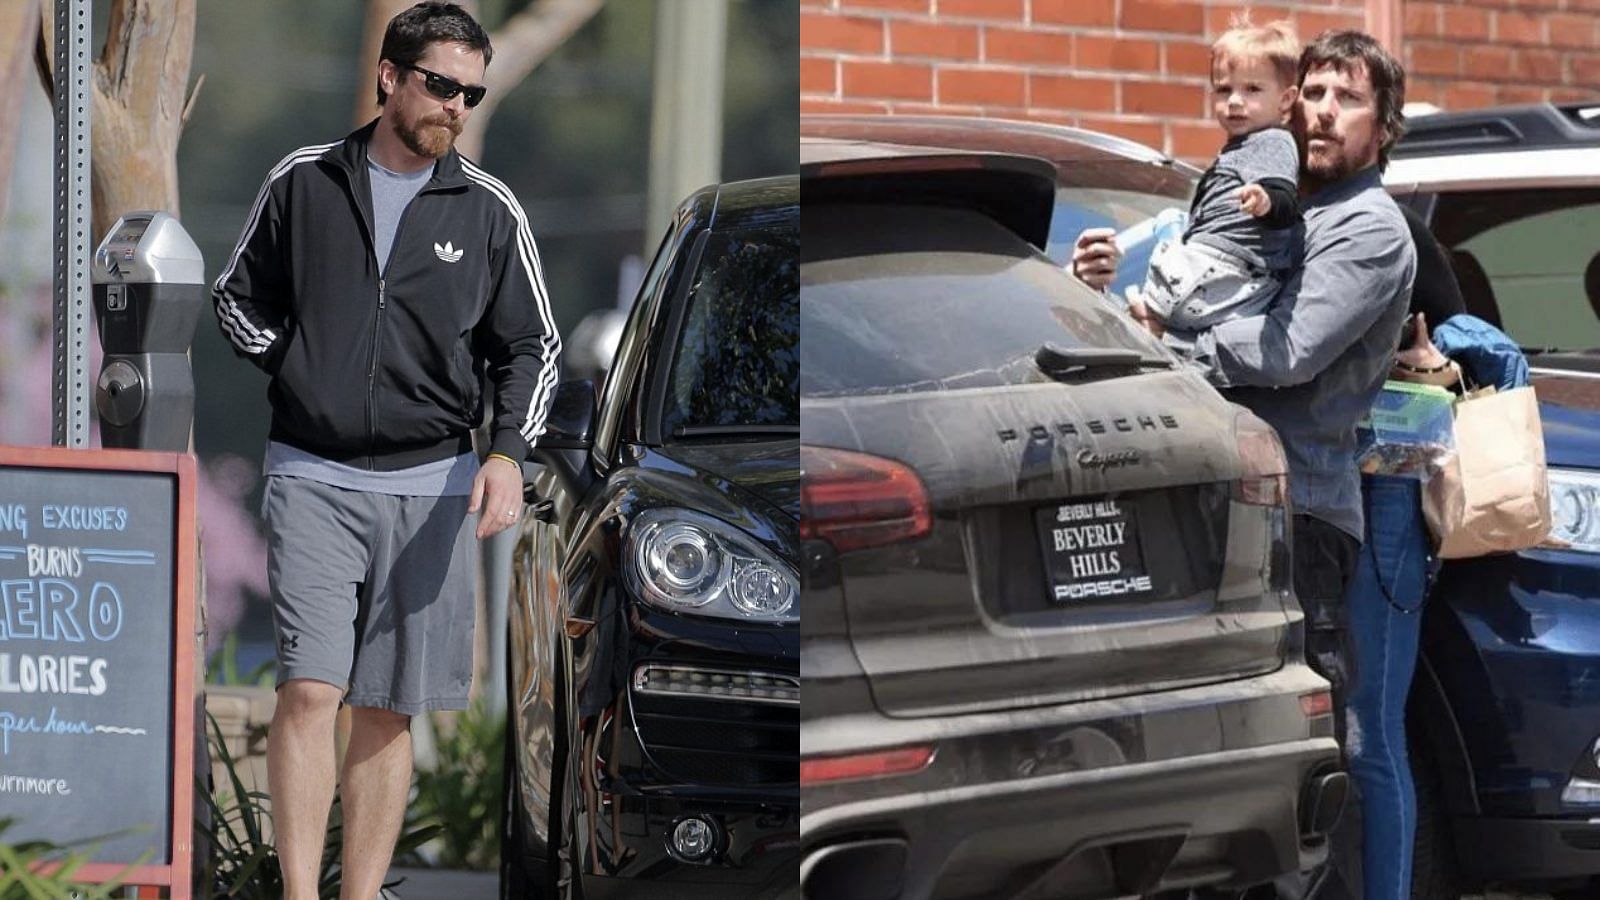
top-left (800, 0), bottom-right (1600, 161)
top-left (1404, 2), bottom-right (1600, 109)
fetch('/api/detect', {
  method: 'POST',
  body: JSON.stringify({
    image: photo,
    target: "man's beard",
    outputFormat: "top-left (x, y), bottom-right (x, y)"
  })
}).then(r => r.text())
top-left (397, 112), bottom-right (462, 159)
top-left (1301, 133), bottom-right (1353, 188)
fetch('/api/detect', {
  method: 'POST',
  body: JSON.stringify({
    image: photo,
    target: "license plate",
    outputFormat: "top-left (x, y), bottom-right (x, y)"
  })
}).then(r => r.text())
top-left (1035, 499), bottom-right (1153, 603)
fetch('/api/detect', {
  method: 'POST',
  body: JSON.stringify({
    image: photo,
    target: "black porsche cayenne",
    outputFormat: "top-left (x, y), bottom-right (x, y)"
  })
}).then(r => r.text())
top-left (798, 128), bottom-right (1346, 900)
top-left (503, 176), bottom-right (799, 899)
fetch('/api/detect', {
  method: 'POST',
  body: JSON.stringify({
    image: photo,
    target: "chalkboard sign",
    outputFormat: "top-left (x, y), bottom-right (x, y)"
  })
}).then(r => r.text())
top-left (0, 445), bottom-right (194, 896)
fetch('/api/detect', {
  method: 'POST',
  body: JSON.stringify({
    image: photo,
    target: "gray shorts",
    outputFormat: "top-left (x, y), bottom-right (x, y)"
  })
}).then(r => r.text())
top-left (263, 475), bottom-right (478, 714)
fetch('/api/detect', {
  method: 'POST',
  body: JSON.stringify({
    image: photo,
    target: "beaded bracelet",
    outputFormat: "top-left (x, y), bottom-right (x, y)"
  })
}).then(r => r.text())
top-left (1393, 358), bottom-right (1453, 375)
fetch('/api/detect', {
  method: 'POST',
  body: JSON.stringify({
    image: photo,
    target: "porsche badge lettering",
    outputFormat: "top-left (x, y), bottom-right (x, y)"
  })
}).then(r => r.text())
top-left (997, 414), bottom-right (1178, 443)
top-left (1076, 449), bottom-right (1141, 470)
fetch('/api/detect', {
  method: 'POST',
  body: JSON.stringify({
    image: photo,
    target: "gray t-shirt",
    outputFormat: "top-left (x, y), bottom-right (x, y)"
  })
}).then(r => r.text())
top-left (369, 157), bottom-right (433, 274)
top-left (1185, 128), bottom-right (1300, 270)
top-left (263, 441), bottom-right (478, 496)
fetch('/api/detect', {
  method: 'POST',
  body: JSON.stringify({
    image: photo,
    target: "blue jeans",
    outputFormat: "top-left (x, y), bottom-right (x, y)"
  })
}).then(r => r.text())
top-left (1345, 475), bottom-right (1432, 900)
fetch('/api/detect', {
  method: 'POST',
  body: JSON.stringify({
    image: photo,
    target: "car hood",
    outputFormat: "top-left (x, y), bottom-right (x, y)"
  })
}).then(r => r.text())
top-left (651, 439), bottom-right (800, 523)
top-left (1531, 368), bottom-right (1600, 468)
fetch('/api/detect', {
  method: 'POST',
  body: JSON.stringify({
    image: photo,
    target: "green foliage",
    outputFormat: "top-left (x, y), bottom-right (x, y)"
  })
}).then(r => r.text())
top-left (405, 701), bottom-right (507, 870)
top-left (205, 631), bottom-right (277, 688)
top-left (0, 819), bottom-right (142, 900)
top-left (197, 714), bottom-right (442, 898)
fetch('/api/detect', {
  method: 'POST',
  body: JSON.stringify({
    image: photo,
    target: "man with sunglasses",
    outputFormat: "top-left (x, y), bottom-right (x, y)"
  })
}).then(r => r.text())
top-left (211, 3), bottom-right (560, 897)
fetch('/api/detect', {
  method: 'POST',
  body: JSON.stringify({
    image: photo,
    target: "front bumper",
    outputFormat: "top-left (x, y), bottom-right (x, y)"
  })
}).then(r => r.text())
top-left (1453, 815), bottom-right (1600, 881)
top-left (574, 605), bottom-right (799, 888)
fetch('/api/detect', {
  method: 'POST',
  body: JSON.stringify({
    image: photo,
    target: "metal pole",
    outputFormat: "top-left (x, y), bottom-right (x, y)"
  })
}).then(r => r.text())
top-left (644, 0), bottom-right (728, 251)
top-left (52, 0), bottom-right (92, 449)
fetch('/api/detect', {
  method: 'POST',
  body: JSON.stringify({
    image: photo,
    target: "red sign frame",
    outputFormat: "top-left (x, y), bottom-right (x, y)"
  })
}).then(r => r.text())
top-left (0, 445), bottom-right (196, 899)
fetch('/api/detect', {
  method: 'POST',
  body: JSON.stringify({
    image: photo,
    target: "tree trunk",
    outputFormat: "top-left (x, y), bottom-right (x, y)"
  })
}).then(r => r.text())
top-left (36, 0), bottom-right (200, 242)
top-left (353, 0), bottom-right (605, 160)
top-left (91, 0), bottom-right (198, 240)
top-left (0, 0), bottom-right (41, 228)
top-left (455, 0), bottom-right (604, 160)
top-left (352, 0), bottom-right (413, 129)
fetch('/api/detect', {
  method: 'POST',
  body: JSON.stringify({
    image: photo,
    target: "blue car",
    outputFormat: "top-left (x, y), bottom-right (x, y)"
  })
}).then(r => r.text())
top-left (1385, 103), bottom-right (1600, 898)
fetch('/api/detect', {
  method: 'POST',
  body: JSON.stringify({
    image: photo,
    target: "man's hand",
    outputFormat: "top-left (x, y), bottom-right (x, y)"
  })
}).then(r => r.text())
top-left (1071, 228), bottom-right (1120, 291)
top-left (1396, 312), bottom-right (1448, 368)
top-left (1238, 184), bottom-right (1272, 218)
top-left (469, 456), bottom-right (524, 539)
top-left (1393, 312), bottom-right (1455, 385)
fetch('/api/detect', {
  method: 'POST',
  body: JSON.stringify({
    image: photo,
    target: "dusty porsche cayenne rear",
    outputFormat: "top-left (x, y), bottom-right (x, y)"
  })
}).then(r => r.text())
top-left (798, 140), bottom-right (1347, 899)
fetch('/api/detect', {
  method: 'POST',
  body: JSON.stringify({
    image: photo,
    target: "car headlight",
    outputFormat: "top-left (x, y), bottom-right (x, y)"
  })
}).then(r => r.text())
top-left (1548, 468), bottom-right (1600, 553)
top-left (626, 508), bottom-right (798, 622)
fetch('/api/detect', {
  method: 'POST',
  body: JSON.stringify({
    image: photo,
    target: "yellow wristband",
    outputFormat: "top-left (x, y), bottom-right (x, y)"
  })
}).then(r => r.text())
top-left (486, 453), bottom-right (521, 470)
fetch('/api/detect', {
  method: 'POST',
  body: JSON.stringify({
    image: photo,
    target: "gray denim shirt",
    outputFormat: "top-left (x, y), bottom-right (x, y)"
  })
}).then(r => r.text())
top-left (1189, 166), bottom-right (1416, 540)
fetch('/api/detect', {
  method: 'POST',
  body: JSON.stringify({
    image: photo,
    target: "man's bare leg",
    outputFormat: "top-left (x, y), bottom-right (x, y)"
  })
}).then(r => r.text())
top-left (269, 679), bottom-right (345, 900)
top-left (339, 705), bottom-right (414, 900)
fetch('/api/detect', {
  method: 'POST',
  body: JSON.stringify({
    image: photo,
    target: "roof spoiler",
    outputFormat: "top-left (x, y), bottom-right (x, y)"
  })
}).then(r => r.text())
top-left (801, 151), bottom-right (1057, 251)
top-left (1394, 103), bottom-right (1600, 157)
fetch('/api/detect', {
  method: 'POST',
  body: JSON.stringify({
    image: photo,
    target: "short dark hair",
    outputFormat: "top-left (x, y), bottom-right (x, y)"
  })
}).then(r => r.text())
top-left (376, 2), bottom-right (493, 107)
top-left (1298, 30), bottom-right (1407, 171)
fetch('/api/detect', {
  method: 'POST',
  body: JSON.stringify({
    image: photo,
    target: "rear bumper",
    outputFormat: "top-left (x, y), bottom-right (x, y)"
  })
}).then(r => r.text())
top-left (802, 666), bottom-right (1342, 900)
top-left (804, 739), bottom-right (1339, 900)
top-left (1453, 815), bottom-right (1600, 881)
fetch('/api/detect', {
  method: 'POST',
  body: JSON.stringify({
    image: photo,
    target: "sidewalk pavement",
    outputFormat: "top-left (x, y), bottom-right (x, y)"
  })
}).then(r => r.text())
top-left (385, 867), bottom-right (497, 898)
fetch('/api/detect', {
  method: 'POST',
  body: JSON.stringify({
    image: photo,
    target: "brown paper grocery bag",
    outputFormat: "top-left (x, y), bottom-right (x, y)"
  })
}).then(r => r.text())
top-left (1422, 385), bottom-right (1551, 559)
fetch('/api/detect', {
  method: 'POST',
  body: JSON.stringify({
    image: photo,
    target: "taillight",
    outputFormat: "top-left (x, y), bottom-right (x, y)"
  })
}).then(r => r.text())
top-left (800, 445), bottom-right (932, 553)
top-left (1300, 691), bottom-right (1333, 719)
top-left (1234, 408), bottom-right (1289, 507)
top-left (800, 746), bottom-right (935, 786)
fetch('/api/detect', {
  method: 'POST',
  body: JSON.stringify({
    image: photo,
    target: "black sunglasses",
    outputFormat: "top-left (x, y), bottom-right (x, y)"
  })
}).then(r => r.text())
top-left (397, 62), bottom-right (487, 108)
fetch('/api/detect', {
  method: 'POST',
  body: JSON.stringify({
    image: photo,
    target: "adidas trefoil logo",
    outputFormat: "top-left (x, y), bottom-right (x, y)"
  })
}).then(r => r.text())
top-left (434, 241), bottom-right (464, 263)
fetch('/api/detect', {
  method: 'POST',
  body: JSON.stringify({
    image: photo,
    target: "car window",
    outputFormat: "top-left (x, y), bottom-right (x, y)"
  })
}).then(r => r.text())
top-left (661, 224), bottom-right (799, 437)
top-left (596, 222), bottom-right (676, 455)
top-left (801, 202), bottom-right (1167, 398)
top-left (1428, 187), bottom-right (1600, 352)
top-left (1047, 187), bottom-right (1196, 298)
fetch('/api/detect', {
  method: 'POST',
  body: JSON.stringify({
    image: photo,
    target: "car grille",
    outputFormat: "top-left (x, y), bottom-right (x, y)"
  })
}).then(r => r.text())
top-left (630, 665), bottom-right (798, 788)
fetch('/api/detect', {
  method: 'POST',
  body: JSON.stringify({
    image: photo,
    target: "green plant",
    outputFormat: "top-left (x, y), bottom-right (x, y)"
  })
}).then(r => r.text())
top-left (205, 631), bottom-right (277, 688)
top-left (406, 700), bottom-right (507, 870)
top-left (0, 819), bottom-right (143, 899)
top-left (198, 713), bottom-right (442, 898)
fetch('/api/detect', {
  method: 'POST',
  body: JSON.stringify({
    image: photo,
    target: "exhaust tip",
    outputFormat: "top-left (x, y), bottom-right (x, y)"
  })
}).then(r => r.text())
top-left (1301, 769), bottom-right (1349, 838)
top-left (801, 837), bottom-right (908, 900)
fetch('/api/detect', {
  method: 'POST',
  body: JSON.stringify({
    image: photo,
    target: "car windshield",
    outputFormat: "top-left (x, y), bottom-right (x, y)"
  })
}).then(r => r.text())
top-left (801, 202), bottom-right (1167, 398)
top-left (661, 223), bottom-right (799, 438)
top-left (1420, 186), bottom-right (1600, 353)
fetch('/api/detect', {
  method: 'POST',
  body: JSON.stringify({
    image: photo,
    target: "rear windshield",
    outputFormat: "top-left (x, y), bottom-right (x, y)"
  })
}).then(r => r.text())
top-left (801, 202), bottom-right (1165, 398)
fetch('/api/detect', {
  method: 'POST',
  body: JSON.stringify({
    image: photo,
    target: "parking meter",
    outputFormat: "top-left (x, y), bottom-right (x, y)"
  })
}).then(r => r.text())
top-left (91, 211), bottom-right (205, 451)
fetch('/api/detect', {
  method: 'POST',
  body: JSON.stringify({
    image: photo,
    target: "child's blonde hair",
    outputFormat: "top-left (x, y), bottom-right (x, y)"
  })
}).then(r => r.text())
top-left (1211, 13), bottom-right (1300, 87)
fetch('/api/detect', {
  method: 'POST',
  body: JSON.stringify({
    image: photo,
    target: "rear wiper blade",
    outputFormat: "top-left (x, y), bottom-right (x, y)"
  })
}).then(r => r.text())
top-left (672, 424), bottom-right (800, 438)
top-left (1034, 343), bottom-right (1173, 379)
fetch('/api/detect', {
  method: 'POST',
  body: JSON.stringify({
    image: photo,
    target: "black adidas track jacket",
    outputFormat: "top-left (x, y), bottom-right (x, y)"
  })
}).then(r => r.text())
top-left (212, 121), bottom-right (561, 469)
